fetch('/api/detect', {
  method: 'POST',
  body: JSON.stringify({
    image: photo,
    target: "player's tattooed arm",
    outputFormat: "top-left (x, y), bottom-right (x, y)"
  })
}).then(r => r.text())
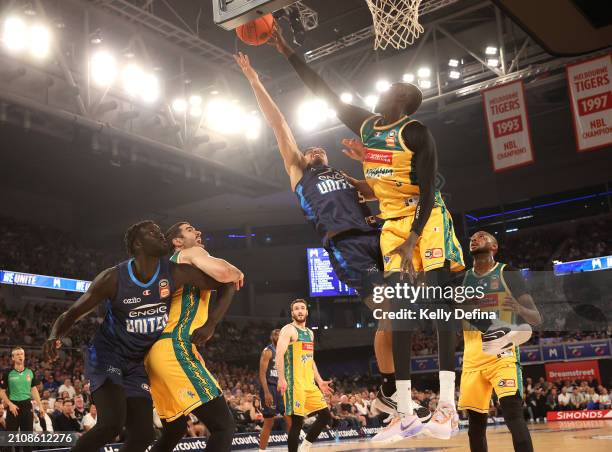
top-left (234, 52), bottom-right (306, 190)
top-left (181, 246), bottom-right (244, 290)
top-left (269, 25), bottom-right (372, 136)
top-left (44, 267), bottom-right (118, 361)
top-left (275, 325), bottom-right (296, 395)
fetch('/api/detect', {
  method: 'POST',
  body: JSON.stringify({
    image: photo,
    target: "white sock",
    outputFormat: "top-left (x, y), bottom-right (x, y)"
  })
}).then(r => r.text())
top-left (439, 370), bottom-right (456, 407)
top-left (396, 379), bottom-right (413, 415)
top-left (259, 449), bottom-right (266, 452)
top-left (300, 439), bottom-right (312, 451)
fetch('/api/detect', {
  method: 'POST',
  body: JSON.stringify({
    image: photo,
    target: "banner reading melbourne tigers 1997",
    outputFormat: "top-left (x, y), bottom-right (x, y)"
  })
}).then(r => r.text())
top-left (482, 80), bottom-right (534, 172)
top-left (566, 54), bottom-right (612, 152)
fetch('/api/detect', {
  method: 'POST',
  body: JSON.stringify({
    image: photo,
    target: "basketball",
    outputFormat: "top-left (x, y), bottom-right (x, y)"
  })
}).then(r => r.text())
top-left (236, 14), bottom-right (274, 46)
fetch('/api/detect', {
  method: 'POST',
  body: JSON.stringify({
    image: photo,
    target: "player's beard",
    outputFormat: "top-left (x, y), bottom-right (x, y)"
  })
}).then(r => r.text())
top-left (292, 313), bottom-right (307, 325)
top-left (470, 246), bottom-right (490, 256)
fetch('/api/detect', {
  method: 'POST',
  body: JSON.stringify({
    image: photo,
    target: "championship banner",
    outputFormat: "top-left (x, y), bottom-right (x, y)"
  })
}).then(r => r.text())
top-left (566, 54), bottom-right (612, 152)
top-left (482, 80), bottom-right (534, 172)
top-left (547, 410), bottom-right (612, 422)
top-left (545, 359), bottom-right (601, 384)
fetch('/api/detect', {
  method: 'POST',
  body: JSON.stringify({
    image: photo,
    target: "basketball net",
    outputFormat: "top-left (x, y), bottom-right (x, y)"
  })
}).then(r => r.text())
top-left (366, 0), bottom-right (424, 50)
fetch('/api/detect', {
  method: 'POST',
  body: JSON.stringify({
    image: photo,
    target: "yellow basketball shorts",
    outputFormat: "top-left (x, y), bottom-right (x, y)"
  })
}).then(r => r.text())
top-left (284, 384), bottom-right (327, 417)
top-left (144, 335), bottom-right (222, 421)
top-left (380, 206), bottom-right (465, 273)
top-left (458, 361), bottom-right (524, 413)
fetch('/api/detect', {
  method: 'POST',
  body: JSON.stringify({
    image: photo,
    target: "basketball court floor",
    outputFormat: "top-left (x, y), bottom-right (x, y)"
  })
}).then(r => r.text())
top-left (254, 421), bottom-right (612, 451)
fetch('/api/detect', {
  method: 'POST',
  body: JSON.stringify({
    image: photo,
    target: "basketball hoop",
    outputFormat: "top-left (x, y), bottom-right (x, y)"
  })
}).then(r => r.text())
top-left (365, 0), bottom-right (424, 50)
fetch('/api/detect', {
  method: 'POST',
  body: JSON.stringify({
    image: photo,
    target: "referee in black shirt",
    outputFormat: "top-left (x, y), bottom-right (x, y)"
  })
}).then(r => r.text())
top-left (0, 347), bottom-right (42, 433)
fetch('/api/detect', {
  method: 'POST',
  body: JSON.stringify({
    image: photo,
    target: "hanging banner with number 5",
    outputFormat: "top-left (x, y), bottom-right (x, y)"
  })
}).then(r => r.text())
top-left (566, 54), bottom-right (612, 152)
top-left (482, 80), bottom-right (534, 172)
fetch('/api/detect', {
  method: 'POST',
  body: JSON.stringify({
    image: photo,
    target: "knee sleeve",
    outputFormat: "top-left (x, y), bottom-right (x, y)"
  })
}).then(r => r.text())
top-left (288, 415), bottom-right (304, 452)
top-left (467, 410), bottom-right (488, 452)
top-left (150, 417), bottom-right (187, 452)
top-left (305, 408), bottom-right (331, 443)
top-left (500, 394), bottom-right (534, 452)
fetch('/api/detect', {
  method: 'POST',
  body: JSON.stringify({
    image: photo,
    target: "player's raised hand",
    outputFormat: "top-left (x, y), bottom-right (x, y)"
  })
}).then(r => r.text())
top-left (319, 380), bottom-right (334, 396)
top-left (235, 272), bottom-right (245, 291)
top-left (43, 338), bottom-right (62, 362)
top-left (268, 22), bottom-right (293, 57)
top-left (341, 138), bottom-right (367, 161)
top-left (233, 52), bottom-right (259, 82)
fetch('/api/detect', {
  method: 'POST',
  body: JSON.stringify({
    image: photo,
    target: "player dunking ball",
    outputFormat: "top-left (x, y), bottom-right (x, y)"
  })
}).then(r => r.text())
top-left (270, 25), bottom-right (464, 440)
top-left (458, 231), bottom-right (540, 452)
top-left (276, 299), bottom-right (333, 452)
top-left (258, 329), bottom-right (291, 451)
top-left (43, 221), bottom-right (236, 452)
top-left (146, 222), bottom-right (244, 452)
top-left (234, 51), bottom-right (398, 416)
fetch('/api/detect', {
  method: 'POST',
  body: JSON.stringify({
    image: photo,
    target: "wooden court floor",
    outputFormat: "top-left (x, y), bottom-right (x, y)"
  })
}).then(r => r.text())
top-left (285, 420), bottom-right (612, 452)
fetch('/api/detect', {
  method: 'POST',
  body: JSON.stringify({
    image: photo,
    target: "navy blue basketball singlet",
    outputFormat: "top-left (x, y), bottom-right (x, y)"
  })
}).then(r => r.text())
top-left (294, 164), bottom-right (376, 245)
top-left (85, 258), bottom-right (174, 397)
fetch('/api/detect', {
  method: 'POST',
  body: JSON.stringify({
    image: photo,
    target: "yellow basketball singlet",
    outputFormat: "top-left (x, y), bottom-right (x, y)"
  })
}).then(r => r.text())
top-left (144, 251), bottom-right (221, 421)
top-left (360, 115), bottom-right (464, 273)
top-left (283, 325), bottom-right (327, 417)
top-left (458, 263), bottom-right (524, 413)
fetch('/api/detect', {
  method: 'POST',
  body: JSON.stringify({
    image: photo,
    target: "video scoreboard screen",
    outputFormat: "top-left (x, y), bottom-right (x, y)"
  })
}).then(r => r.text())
top-left (307, 248), bottom-right (356, 297)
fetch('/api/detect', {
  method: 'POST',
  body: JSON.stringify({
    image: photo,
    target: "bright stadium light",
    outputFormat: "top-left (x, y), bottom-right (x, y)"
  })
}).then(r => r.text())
top-left (172, 98), bottom-right (187, 113)
top-left (297, 98), bottom-right (327, 130)
top-left (417, 67), bottom-right (431, 78)
top-left (91, 51), bottom-right (117, 87)
top-left (487, 58), bottom-right (499, 67)
top-left (449, 70), bottom-right (461, 79)
top-left (244, 113), bottom-right (261, 140)
top-left (327, 108), bottom-right (337, 119)
top-left (402, 73), bottom-right (415, 83)
top-left (3, 16), bottom-right (27, 52)
top-left (122, 64), bottom-right (144, 98)
top-left (485, 46), bottom-right (498, 55)
top-left (189, 105), bottom-right (203, 118)
top-left (28, 24), bottom-right (50, 58)
top-left (206, 98), bottom-right (244, 134)
top-left (189, 95), bottom-right (202, 107)
top-left (340, 92), bottom-right (353, 103)
top-left (418, 79), bottom-right (432, 89)
top-left (140, 73), bottom-right (160, 103)
top-left (375, 79), bottom-right (391, 92)
top-left (365, 95), bottom-right (378, 109)
top-left (448, 58), bottom-right (459, 67)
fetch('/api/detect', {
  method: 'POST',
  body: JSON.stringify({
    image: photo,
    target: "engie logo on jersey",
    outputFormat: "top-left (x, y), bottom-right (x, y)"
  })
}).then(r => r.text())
top-left (365, 149), bottom-right (393, 165)
top-left (159, 279), bottom-right (170, 298)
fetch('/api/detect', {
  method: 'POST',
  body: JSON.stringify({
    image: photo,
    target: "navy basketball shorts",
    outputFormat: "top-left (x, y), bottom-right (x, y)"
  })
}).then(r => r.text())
top-left (260, 384), bottom-right (285, 418)
top-left (84, 343), bottom-right (151, 399)
top-left (325, 230), bottom-right (383, 296)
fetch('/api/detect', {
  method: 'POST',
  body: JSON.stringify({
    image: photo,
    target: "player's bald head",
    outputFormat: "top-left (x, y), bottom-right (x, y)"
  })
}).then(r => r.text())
top-left (377, 82), bottom-right (423, 116)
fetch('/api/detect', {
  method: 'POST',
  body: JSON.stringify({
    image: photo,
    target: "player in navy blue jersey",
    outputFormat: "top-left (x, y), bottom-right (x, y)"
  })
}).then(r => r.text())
top-left (43, 220), bottom-right (237, 452)
top-left (234, 53), bottom-right (394, 407)
top-left (257, 329), bottom-right (291, 451)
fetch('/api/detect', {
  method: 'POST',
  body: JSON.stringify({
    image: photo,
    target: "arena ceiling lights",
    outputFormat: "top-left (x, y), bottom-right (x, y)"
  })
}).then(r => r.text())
top-left (2, 15), bottom-right (51, 59)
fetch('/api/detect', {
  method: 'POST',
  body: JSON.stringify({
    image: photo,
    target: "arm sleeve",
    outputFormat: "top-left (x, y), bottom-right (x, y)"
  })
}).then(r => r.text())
top-left (403, 122), bottom-right (437, 236)
top-left (287, 53), bottom-right (372, 136)
top-left (502, 266), bottom-right (529, 298)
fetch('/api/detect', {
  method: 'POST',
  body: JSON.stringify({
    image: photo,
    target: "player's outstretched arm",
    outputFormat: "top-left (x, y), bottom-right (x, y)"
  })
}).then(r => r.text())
top-left (44, 267), bottom-right (118, 361)
top-left (269, 25), bottom-right (372, 136)
top-left (234, 52), bottom-right (305, 190)
top-left (180, 246), bottom-right (244, 290)
top-left (275, 325), bottom-right (295, 395)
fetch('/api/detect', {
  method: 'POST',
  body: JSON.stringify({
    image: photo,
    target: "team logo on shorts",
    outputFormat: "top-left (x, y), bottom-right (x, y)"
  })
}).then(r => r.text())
top-left (295, 401), bottom-right (301, 408)
top-left (141, 383), bottom-right (150, 392)
top-left (383, 255), bottom-right (391, 263)
top-left (424, 248), bottom-right (443, 259)
top-left (159, 279), bottom-right (170, 298)
top-left (498, 379), bottom-right (515, 388)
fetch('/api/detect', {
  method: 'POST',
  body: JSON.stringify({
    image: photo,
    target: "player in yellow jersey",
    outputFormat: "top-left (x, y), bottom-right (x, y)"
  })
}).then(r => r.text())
top-left (271, 25), bottom-right (465, 441)
top-left (458, 231), bottom-right (541, 452)
top-left (276, 299), bottom-right (333, 452)
top-left (145, 221), bottom-right (244, 452)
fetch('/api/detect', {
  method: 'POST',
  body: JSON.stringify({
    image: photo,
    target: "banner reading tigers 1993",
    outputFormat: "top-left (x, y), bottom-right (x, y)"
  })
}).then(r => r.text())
top-left (566, 54), bottom-right (612, 152)
top-left (482, 80), bottom-right (534, 172)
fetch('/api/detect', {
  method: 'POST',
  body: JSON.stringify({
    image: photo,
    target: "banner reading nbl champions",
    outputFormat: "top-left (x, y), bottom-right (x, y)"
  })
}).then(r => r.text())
top-left (482, 80), bottom-right (534, 172)
top-left (566, 53), bottom-right (612, 152)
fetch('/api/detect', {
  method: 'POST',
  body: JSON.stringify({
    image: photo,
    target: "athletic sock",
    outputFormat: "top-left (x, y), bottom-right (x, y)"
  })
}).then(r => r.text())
top-left (381, 372), bottom-right (396, 396)
top-left (439, 370), bottom-right (456, 407)
top-left (299, 439), bottom-right (312, 452)
top-left (396, 380), bottom-right (413, 415)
